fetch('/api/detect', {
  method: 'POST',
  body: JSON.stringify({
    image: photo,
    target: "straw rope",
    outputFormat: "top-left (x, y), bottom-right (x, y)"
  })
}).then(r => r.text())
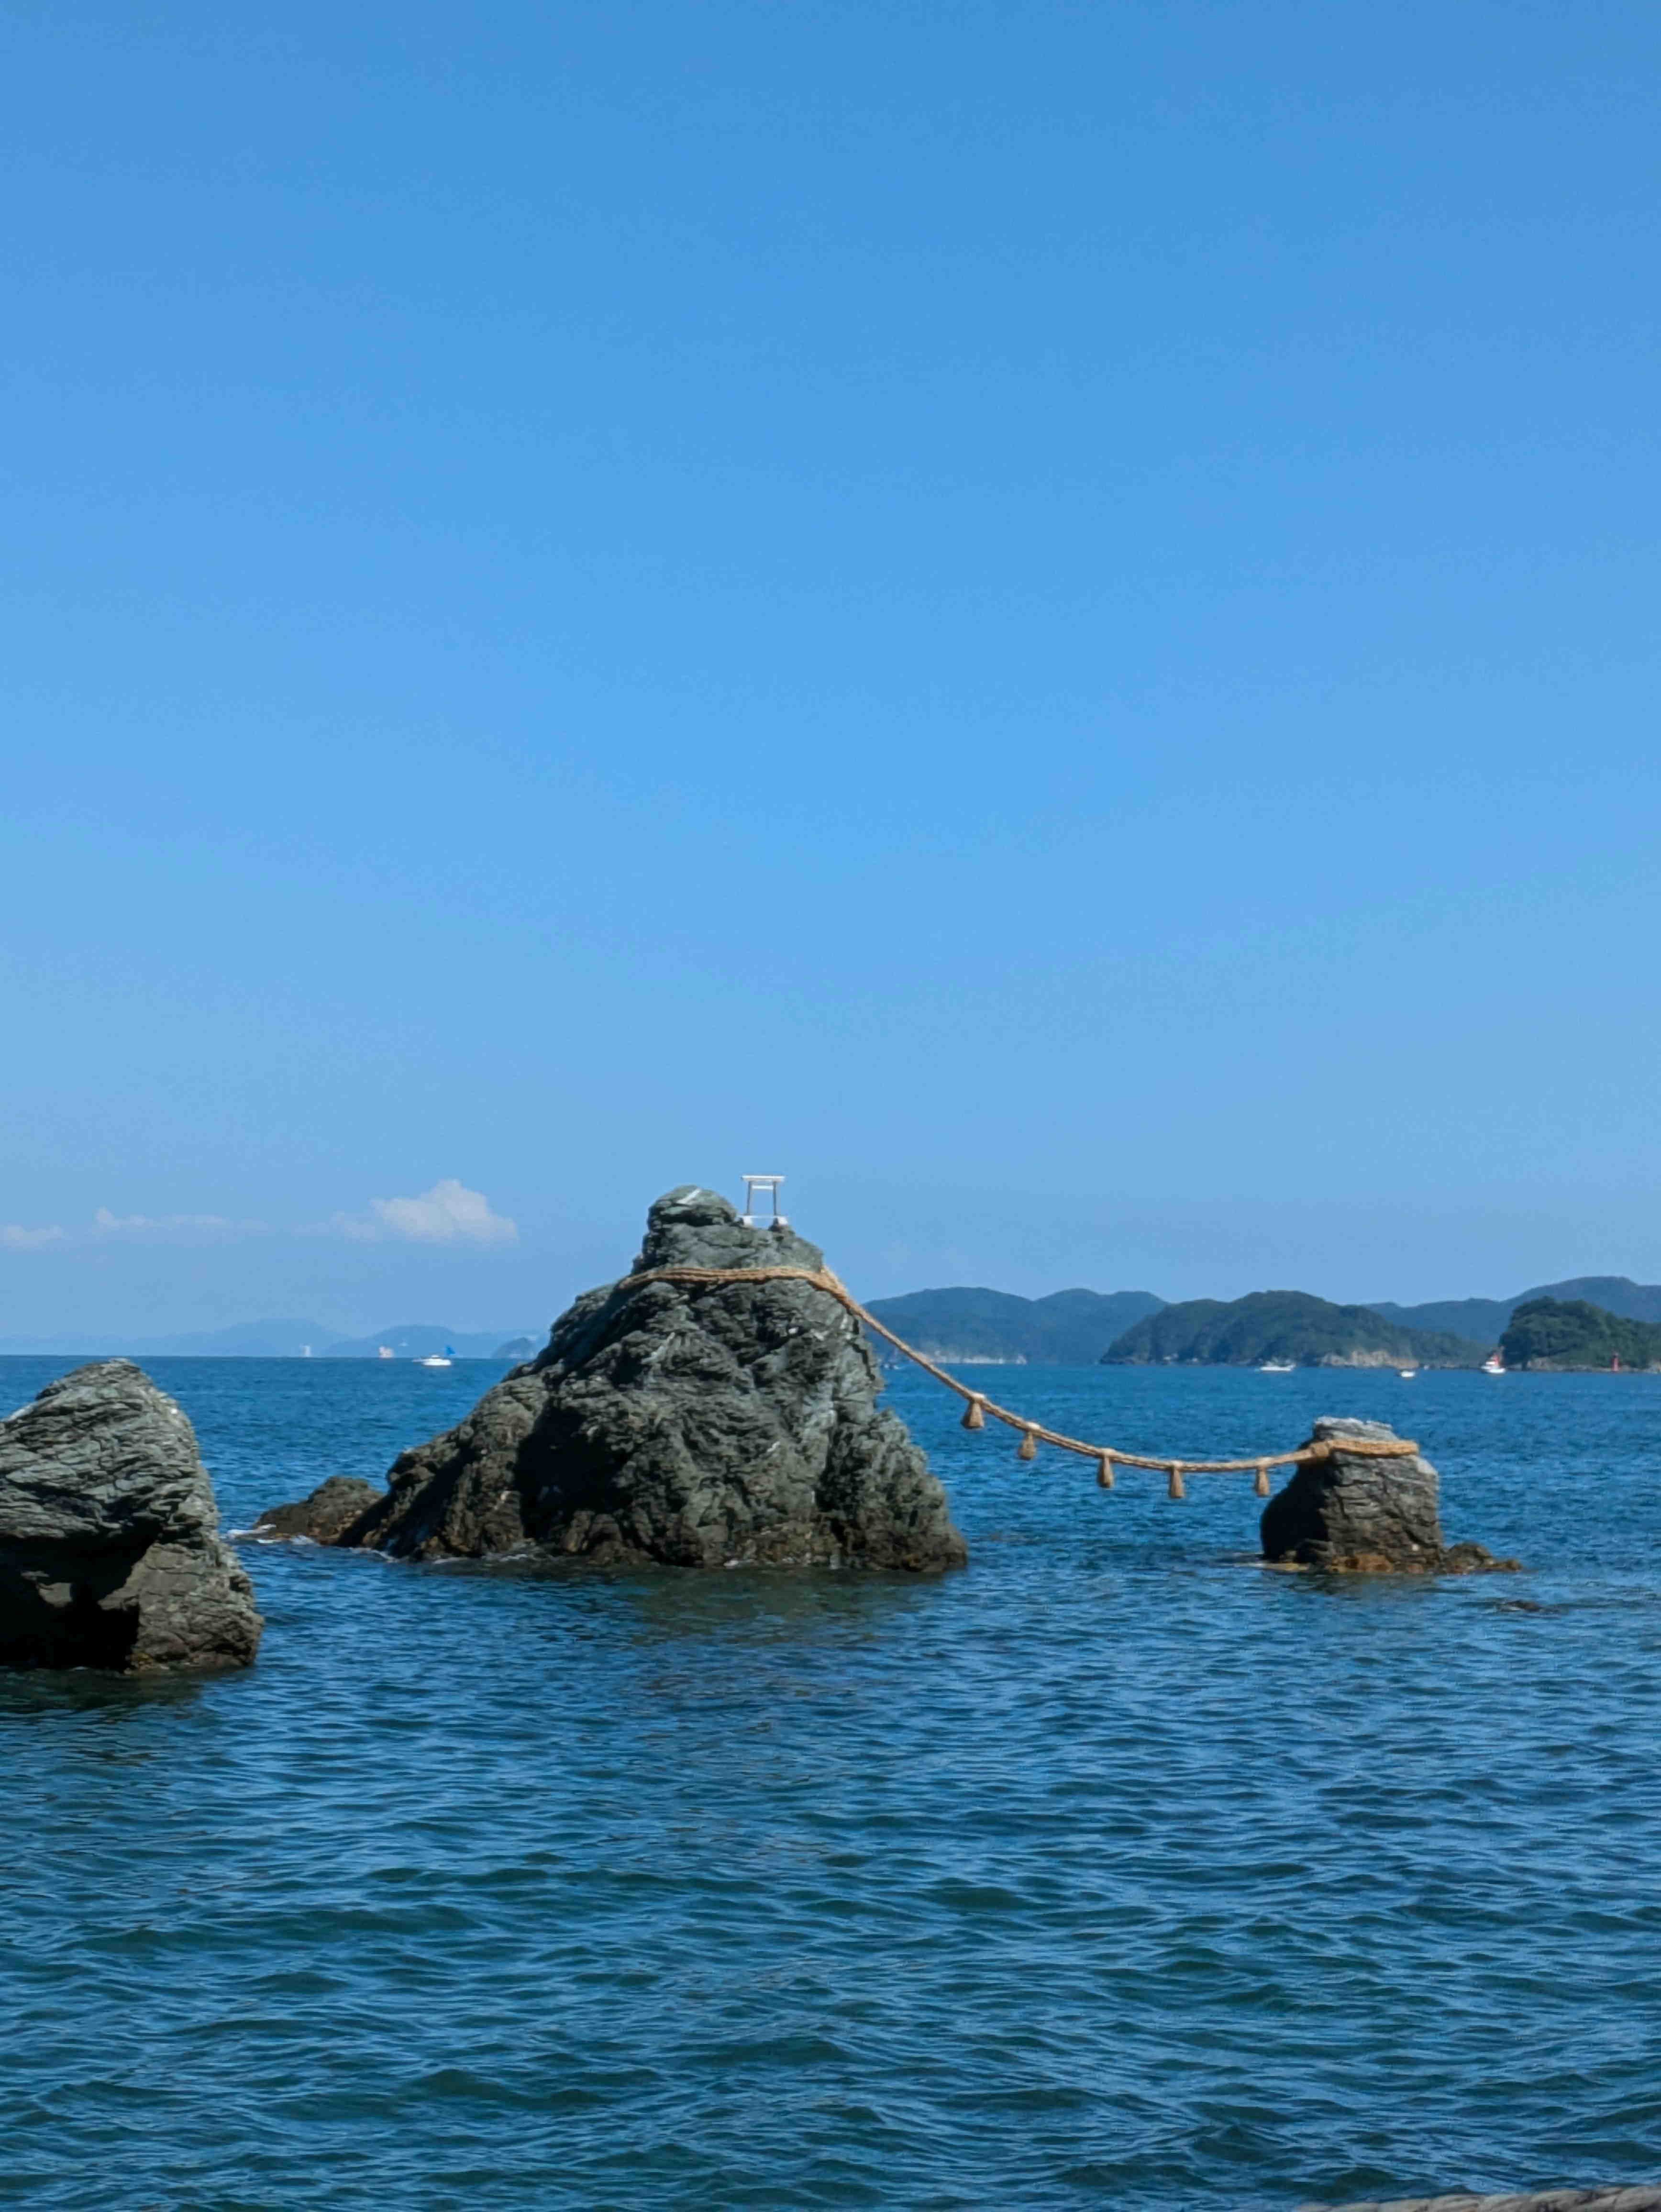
top-left (616, 1264), bottom-right (1418, 1484)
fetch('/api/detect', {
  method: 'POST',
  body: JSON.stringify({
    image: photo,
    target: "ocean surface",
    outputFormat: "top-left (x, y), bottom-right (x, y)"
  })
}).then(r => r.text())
top-left (5, 1355), bottom-right (1661, 2212)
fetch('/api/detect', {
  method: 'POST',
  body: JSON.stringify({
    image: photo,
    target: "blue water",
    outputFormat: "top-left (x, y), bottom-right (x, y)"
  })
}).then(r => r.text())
top-left (5, 1357), bottom-right (1661, 2211)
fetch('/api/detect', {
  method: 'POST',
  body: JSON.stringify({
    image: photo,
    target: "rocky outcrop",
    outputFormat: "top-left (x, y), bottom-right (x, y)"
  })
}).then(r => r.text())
top-left (263, 1187), bottom-right (966, 1572)
top-left (254, 1474), bottom-right (380, 1544)
top-left (0, 1361), bottom-right (262, 1672)
top-left (1261, 1416), bottom-right (1515, 1573)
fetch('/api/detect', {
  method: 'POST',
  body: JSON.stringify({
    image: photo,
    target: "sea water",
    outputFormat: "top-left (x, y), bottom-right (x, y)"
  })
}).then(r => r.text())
top-left (4, 1356), bottom-right (1661, 2211)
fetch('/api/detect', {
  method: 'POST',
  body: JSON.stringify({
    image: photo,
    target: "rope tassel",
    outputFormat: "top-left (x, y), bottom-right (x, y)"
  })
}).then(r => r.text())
top-left (1097, 1454), bottom-right (1115, 1490)
top-left (1167, 1463), bottom-right (1187, 1501)
top-left (1254, 1461), bottom-right (1272, 1497)
top-left (961, 1397), bottom-right (985, 1431)
top-left (1018, 1429), bottom-right (1039, 1462)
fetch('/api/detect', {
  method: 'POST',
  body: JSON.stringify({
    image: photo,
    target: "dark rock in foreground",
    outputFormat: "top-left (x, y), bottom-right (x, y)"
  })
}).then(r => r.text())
top-left (264, 1187), bottom-right (966, 1572)
top-left (0, 1361), bottom-right (262, 1672)
top-left (1261, 1416), bottom-right (1516, 1574)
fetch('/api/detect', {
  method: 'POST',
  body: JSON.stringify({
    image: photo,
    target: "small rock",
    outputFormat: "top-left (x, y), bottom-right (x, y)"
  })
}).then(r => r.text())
top-left (255, 1475), bottom-right (381, 1544)
top-left (0, 1361), bottom-right (262, 1673)
top-left (1261, 1416), bottom-right (1516, 1574)
top-left (1440, 1539), bottom-right (1518, 1575)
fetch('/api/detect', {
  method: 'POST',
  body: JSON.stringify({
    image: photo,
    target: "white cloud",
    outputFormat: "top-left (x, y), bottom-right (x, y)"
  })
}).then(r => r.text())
top-left (333, 1179), bottom-right (518, 1247)
top-left (1, 1223), bottom-right (64, 1250)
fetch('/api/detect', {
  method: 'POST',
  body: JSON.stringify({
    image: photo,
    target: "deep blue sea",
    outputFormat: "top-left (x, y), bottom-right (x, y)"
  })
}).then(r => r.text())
top-left (5, 1356), bottom-right (1661, 2212)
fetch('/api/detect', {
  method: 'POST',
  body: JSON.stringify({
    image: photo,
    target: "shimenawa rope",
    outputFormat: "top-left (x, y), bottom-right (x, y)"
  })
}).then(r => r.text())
top-left (616, 1264), bottom-right (1418, 1489)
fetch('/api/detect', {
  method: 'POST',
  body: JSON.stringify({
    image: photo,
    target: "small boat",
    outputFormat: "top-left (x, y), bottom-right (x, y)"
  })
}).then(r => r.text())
top-left (1482, 1353), bottom-right (1505, 1375)
top-left (1398, 1368), bottom-right (1417, 1380)
top-left (1258, 1359), bottom-right (1296, 1374)
top-left (416, 1349), bottom-right (455, 1368)
top-left (377, 1346), bottom-right (395, 1360)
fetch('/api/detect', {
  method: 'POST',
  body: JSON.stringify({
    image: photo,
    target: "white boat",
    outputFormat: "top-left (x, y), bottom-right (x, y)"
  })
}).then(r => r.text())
top-left (1258, 1360), bottom-right (1296, 1374)
top-left (416, 1352), bottom-right (454, 1368)
top-left (1482, 1353), bottom-right (1505, 1375)
top-left (1399, 1368), bottom-right (1417, 1380)
top-left (377, 1346), bottom-right (395, 1360)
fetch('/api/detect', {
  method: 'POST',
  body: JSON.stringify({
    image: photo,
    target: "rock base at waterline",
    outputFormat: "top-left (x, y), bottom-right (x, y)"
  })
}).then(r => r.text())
top-left (255, 1475), bottom-right (380, 1544)
top-left (1300, 2187), bottom-right (1661, 2211)
top-left (261, 1186), bottom-right (967, 1572)
top-left (1261, 1416), bottom-right (1516, 1573)
top-left (0, 1361), bottom-right (262, 1672)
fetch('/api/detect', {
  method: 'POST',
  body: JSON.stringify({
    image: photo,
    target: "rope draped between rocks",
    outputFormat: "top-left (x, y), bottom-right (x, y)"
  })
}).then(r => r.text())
top-left (617, 1264), bottom-right (1419, 1493)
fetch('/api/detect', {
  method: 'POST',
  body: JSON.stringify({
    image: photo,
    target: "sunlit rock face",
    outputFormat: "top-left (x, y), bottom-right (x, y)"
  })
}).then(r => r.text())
top-left (1261, 1416), bottom-right (1514, 1574)
top-left (266, 1187), bottom-right (967, 1573)
top-left (0, 1361), bottom-right (262, 1672)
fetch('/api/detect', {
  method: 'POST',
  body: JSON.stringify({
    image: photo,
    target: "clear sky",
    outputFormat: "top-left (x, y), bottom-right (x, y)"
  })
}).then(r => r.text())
top-left (4, 0), bottom-right (1660, 1338)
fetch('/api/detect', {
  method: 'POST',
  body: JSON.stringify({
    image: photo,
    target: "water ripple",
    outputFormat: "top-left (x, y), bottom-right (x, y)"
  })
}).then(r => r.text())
top-left (3, 1357), bottom-right (1661, 2208)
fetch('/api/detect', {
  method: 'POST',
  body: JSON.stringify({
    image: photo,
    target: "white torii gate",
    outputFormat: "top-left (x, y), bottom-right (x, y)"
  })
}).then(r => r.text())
top-left (741, 1174), bottom-right (789, 1229)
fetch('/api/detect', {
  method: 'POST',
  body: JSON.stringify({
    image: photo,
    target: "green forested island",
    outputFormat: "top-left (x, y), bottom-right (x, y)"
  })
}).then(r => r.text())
top-left (1499, 1298), bottom-right (1661, 1371)
top-left (857, 1273), bottom-right (1661, 1369)
top-left (1365, 1274), bottom-right (1661, 1343)
top-left (1103, 1290), bottom-right (1486, 1369)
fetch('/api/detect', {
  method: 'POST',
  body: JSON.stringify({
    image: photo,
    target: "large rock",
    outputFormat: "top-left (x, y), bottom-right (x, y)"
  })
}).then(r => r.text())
top-left (1260, 1416), bottom-right (1514, 1573)
top-left (0, 1361), bottom-right (262, 1672)
top-left (264, 1186), bottom-right (967, 1571)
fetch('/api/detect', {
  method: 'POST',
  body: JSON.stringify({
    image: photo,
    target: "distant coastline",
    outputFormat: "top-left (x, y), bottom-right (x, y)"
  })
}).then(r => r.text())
top-left (866, 1274), bottom-right (1661, 1371)
top-left (0, 1320), bottom-right (537, 1361)
top-left (17, 1273), bottom-right (1661, 1370)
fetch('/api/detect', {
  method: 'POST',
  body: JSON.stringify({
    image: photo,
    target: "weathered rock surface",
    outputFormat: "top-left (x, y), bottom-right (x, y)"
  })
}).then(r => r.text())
top-left (1300, 2188), bottom-right (1661, 2211)
top-left (0, 1361), bottom-right (262, 1672)
top-left (254, 1475), bottom-right (380, 1544)
top-left (264, 1187), bottom-right (967, 1571)
top-left (1261, 1416), bottom-right (1515, 1574)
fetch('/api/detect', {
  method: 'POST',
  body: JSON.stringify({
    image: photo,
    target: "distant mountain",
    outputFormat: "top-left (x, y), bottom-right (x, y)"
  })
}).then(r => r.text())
top-left (862, 1287), bottom-right (1164, 1365)
top-left (0, 1318), bottom-right (532, 1359)
top-left (1104, 1290), bottom-right (1486, 1369)
top-left (320, 1324), bottom-right (532, 1359)
top-left (1365, 1276), bottom-right (1661, 1345)
top-left (150, 1319), bottom-right (338, 1356)
top-left (15, 1270), bottom-right (1659, 1368)
top-left (1500, 1297), bottom-right (1661, 1371)
top-left (1362, 1295), bottom-right (1513, 1343)
top-left (0, 1318), bottom-right (338, 1357)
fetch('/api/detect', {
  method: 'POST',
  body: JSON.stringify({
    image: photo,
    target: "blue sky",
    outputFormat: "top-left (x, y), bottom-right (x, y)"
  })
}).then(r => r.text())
top-left (4, 0), bottom-right (1660, 1336)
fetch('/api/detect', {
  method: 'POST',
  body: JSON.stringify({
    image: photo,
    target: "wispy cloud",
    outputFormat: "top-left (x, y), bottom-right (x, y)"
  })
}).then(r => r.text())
top-left (94, 1209), bottom-right (246, 1234)
top-left (89, 1210), bottom-right (269, 1243)
top-left (5, 1192), bottom-right (516, 1253)
top-left (1, 1223), bottom-right (64, 1251)
top-left (332, 1179), bottom-right (518, 1247)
